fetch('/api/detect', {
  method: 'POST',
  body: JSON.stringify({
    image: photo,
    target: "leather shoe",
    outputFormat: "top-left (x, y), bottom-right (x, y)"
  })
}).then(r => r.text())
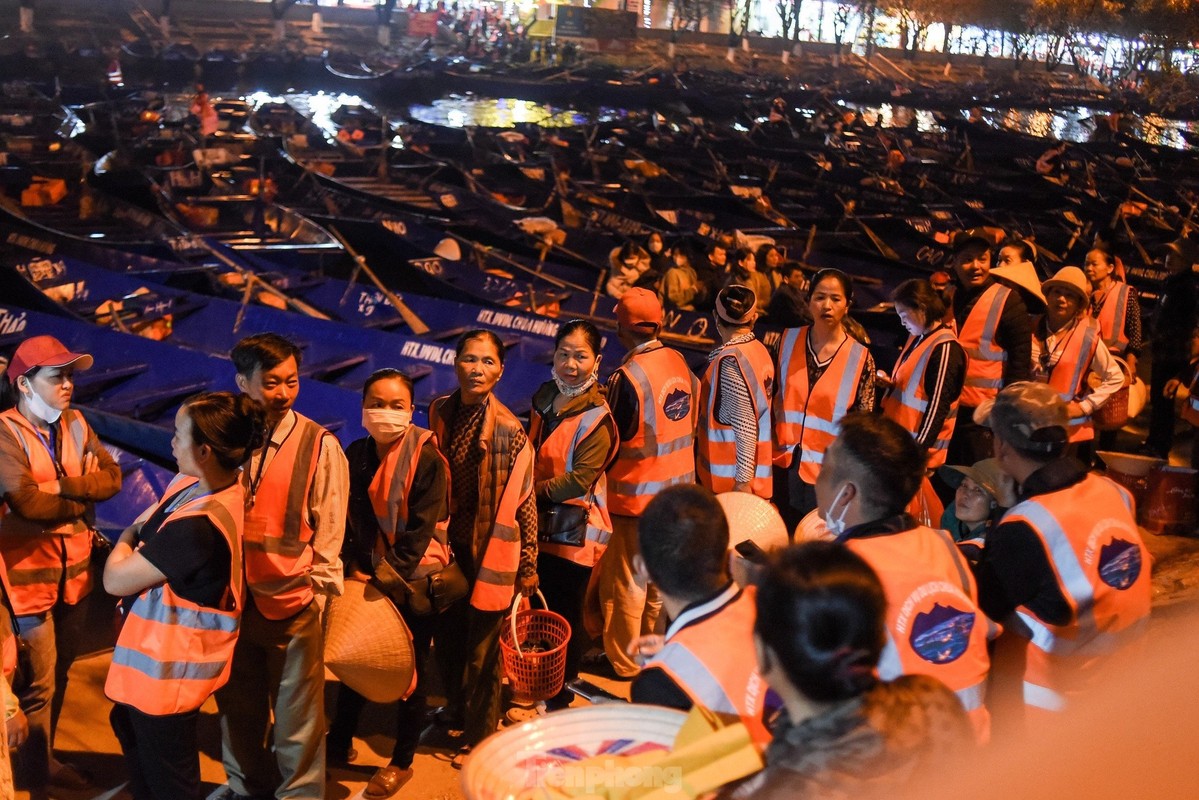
top-left (327, 745), bottom-right (358, 765)
top-left (49, 763), bottom-right (92, 790)
top-left (364, 765), bottom-right (414, 799)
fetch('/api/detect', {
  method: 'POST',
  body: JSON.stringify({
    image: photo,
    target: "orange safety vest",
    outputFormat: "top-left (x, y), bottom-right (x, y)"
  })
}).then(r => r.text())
top-left (958, 283), bottom-right (1012, 408)
top-left (607, 343), bottom-right (698, 517)
top-left (1034, 316), bottom-right (1102, 444)
top-left (531, 403), bottom-right (617, 568)
top-left (697, 339), bottom-right (773, 497)
top-left (844, 524), bottom-right (997, 743)
top-left (1002, 475), bottom-right (1151, 714)
top-left (241, 412), bottom-right (330, 621)
top-left (0, 408), bottom-right (94, 615)
top-left (1092, 282), bottom-right (1132, 355)
top-left (882, 325), bottom-right (961, 469)
top-left (773, 327), bottom-right (869, 484)
top-left (105, 475), bottom-right (245, 715)
top-left (367, 426), bottom-right (452, 576)
top-left (646, 585), bottom-right (772, 750)
top-left (429, 394), bottom-right (535, 612)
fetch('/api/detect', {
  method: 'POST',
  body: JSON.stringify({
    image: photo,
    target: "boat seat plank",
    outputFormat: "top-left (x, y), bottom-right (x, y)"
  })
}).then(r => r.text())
top-left (103, 378), bottom-right (213, 420)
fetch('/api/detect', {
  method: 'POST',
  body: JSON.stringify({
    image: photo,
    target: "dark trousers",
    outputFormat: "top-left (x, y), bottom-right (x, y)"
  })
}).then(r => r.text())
top-left (1147, 356), bottom-right (1186, 457)
top-left (328, 603), bottom-right (436, 768)
top-left (110, 704), bottom-right (201, 800)
top-left (535, 555), bottom-right (591, 692)
top-left (947, 407), bottom-right (994, 467)
top-left (14, 597), bottom-right (86, 787)
top-left (434, 600), bottom-right (504, 746)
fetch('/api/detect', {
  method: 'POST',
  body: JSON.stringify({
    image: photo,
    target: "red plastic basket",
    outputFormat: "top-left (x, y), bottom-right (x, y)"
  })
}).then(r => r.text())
top-left (500, 591), bottom-right (570, 704)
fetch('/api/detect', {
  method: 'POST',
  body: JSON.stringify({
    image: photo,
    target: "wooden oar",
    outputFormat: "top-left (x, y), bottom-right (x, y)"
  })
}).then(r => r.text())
top-left (328, 224), bottom-right (430, 336)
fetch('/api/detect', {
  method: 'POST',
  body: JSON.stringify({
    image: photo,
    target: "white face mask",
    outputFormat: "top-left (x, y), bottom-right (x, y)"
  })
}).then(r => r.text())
top-left (21, 381), bottom-right (62, 424)
top-left (822, 485), bottom-right (851, 538)
top-left (553, 366), bottom-right (599, 398)
top-left (362, 408), bottom-right (411, 445)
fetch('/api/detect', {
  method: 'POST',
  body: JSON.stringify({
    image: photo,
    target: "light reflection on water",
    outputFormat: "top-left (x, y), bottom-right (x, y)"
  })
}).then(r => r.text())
top-left (406, 95), bottom-right (630, 128)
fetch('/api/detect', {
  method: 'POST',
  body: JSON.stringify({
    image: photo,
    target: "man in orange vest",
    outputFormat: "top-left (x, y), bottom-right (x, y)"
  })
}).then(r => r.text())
top-left (948, 230), bottom-right (1031, 467)
top-left (629, 485), bottom-right (775, 749)
top-left (972, 382), bottom-right (1150, 720)
top-left (596, 289), bottom-right (698, 680)
top-left (816, 413), bottom-right (996, 741)
top-left (214, 334), bottom-right (348, 800)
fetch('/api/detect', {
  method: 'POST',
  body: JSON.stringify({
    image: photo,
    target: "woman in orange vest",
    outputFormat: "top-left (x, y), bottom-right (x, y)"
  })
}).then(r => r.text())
top-left (428, 330), bottom-right (537, 760)
top-left (697, 285), bottom-right (774, 500)
top-left (0, 335), bottom-right (121, 792)
top-left (1084, 245), bottom-right (1142, 451)
top-left (529, 320), bottom-right (617, 711)
top-left (718, 542), bottom-right (972, 799)
top-left (103, 391), bottom-right (263, 800)
top-left (882, 278), bottom-right (966, 470)
top-left (772, 269), bottom-right (875, 531)
top-left (327, 368), bottom-right (450, 799)
top-left (1032, 267), bottom-right (1123, 463)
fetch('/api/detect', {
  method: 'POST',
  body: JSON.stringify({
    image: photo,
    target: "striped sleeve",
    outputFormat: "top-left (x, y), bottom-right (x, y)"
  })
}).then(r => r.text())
top-left (716, 356), bottom-right (760, 486)
top-left (916, 340), bottom-right (965, 450)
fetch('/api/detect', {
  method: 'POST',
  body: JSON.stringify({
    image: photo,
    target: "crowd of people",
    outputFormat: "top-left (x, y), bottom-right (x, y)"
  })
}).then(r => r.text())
top-left (0, 223), bottom-right (1194, 800)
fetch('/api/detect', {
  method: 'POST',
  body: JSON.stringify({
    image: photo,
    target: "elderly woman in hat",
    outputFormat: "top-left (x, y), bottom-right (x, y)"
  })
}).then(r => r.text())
top-left (937, 459), bottom-right (1017, 563)
top-left (0, 335), bottom-right (121, 791)
top-left (1032, 266), bottom-right (1123, 462)
top-left (697, 285), bottom-right (774, 499)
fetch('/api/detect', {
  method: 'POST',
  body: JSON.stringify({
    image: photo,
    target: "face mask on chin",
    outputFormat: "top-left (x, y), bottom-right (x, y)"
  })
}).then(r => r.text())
top-left (22, 383), bottom-right (62, 424)
top-left (822, 484), bottom-right (851, 538)
top-left (362, 408), bottom-right (412, 445)
top-left (553, 366), bottom-right (598, 398)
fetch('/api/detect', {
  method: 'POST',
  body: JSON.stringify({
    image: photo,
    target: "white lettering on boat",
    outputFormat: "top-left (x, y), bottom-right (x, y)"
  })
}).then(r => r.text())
top-left (0, 308), bottom-right (28, 335)
top-left (475, 309), bottom-right (561, 339)
top-left (400, 340), bottom-right (456, 365)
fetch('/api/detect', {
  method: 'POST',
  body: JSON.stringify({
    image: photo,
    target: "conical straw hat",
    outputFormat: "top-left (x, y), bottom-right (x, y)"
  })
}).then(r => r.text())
top-left (322, 579), bottom-right (415, 703)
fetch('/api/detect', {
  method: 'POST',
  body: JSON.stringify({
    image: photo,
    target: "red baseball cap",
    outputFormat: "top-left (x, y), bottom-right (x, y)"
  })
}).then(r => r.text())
top-left (615, 288), bottom-right (663, 330)
top-left (7, 335), bottom-right (94, 382)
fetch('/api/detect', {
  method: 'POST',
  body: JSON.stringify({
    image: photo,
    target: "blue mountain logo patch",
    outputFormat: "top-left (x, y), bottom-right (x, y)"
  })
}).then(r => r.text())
top-left (1098, 538), bottom-right (1142, 590)
top-left (663, 388), bottom-right (691, 421)
top-left (909, 603), bottom-right (974, 664)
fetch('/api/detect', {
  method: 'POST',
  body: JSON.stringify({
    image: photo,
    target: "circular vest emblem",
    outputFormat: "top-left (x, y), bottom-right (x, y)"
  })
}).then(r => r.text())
top-left (1098, 537), bottom-right (1142, 590)
top-left (909, 603), bottom-right (975, 665)
top-left (663, 387), bottom-right (691, 422)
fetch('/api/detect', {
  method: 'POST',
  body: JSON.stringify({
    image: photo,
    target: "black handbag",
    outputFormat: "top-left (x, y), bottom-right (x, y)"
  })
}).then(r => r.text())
top-left (372, 554), bottom-right (469, 617)
top-left (537, 502), bottom-right (589, 547)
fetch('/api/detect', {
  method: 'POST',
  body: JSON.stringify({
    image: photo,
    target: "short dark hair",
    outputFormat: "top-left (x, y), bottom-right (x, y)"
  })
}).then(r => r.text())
top-left (183, 391), bottom-right (267, 471)
top-left (826, 413), bottom-right (926, 518)
top-left (455, 329), bottom-right (506, 365)
top-left (554, 319), bottom-right (602, 355)
top-left (756, 542), bottom-right (885, 702)
top-left (781, 262), bottom-right (805, 279)
top-left (999, 237), bottom-right (1037, 266)
top-left (362, 368), bottom-right (414, 402)
top-left (891, 278), bottom-right (947, 325)
top-left (639, 485), bottom-right (729, 602)
top-left (231, 333), bottom-right (302, 378)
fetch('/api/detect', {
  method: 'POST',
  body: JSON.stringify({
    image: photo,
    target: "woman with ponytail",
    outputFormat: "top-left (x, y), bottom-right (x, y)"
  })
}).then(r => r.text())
top-left (103, 392), bottom-right (265, 800)
top-left (720, 542), bottom-right (971, 800)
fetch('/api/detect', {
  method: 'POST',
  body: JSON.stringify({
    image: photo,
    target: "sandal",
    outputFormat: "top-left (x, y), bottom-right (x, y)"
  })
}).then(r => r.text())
top-left (364, 765), bottom-right (414, 799)
top-left (450, 745), bottom-right (472, 770)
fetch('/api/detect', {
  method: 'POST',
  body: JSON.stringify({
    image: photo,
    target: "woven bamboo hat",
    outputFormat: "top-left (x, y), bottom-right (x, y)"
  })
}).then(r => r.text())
top-left (322, 579), bottom-right (415, 703)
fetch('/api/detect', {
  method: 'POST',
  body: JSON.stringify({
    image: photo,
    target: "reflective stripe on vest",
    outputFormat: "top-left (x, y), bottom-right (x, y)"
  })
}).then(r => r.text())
top-left (1036, 317), bottom-right (1101, 443)
top-left (242, 413), bottom-right (326, 620)
top-left (959, 284), bottom-right (1011, 407)
top-left (696, 340), bottom-right (774, 497)
top-left (0, 408), bottom-right (94, 615)
top-left (645, 586), bottom-right (771, 749)
top-left (882, 327), bottom-right (961, 469)
top-left (431, 395), bottom-right (536, 612)
top-left (1094, 282), bottom-right (1131, 354)
top-left (368, 426), bottom-right (452, 574)
top-left (844, 524), bottom-right (994, 741)
top-left (773, 326), bottom-right (869, 484)
top-left (105, 475), bottom-right (245, 715)
top-left (532, 403), bottom-right (617, 568)
top-left (607, 344), bottom-right (697, 516)
top-left (1003, 474), bottom-right (1151, 711)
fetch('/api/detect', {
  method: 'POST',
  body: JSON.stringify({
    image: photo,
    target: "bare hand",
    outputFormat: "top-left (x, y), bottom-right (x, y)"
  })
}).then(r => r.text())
top-left (1066, 401), bottom-right (1085, 419)
top-left (1125, 354), bottom-right (1138, 380)
top-left (1164, 379), bottom-right (1182, 399)
top-left (81, 450), bottom-right (99, 474)
top-left (7, 708), bottom-right (28, 751)
top-left (519, 573), bottom-right (539, 598)
top-left (627, 634), bottom-right (666, 666)
top-left (37, 479), bottom-right (61, 496)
